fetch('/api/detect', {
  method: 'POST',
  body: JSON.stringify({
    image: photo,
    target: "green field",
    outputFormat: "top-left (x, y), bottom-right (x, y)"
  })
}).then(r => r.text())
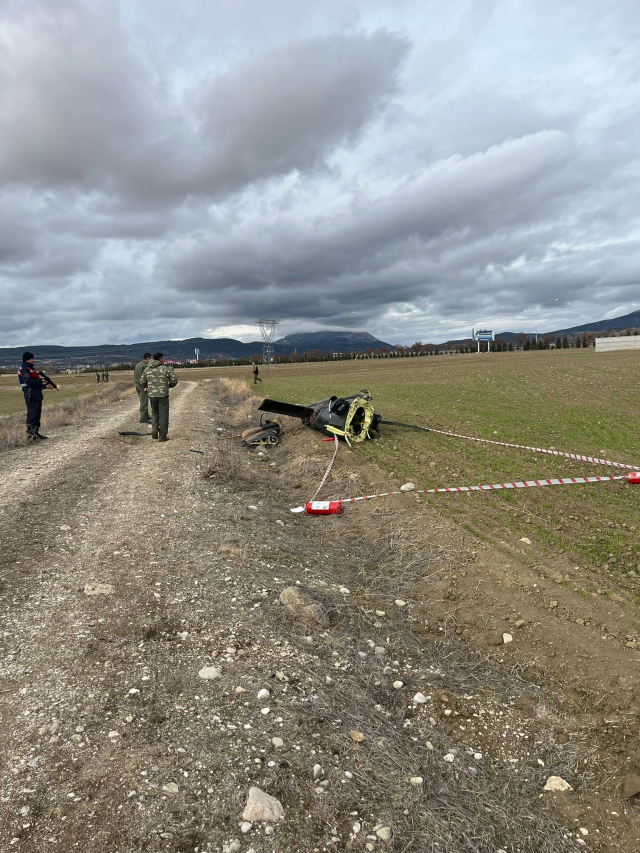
top-left (0, 376), bottom-right (130, 415)
top-left (241, 350), bottom-right (640, 579)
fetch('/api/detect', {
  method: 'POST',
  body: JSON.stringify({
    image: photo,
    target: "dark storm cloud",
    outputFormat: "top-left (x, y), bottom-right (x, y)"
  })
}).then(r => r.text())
top-left (162, 131), bottom-right (573, 309)
top-left (1, 0), bottom-right (640, 346)
top-left (0, 1), bottom-right (407, 203)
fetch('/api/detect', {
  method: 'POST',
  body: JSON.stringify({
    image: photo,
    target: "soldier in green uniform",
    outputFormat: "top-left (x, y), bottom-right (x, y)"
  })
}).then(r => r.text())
top-left (134, 353), bottom-right (151, 423)
top-left (138, 352), bottom-right (178, 441)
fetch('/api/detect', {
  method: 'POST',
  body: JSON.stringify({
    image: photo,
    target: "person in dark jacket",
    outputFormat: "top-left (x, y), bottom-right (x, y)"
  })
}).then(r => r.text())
top-left (17, 351), bottom-right (55, 441)
top-left (252, 362), bottom-right (262, 383)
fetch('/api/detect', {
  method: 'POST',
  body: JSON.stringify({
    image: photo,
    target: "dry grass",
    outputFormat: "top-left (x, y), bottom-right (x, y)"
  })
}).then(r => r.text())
top-left (0, 384), bottom-right (135, 450)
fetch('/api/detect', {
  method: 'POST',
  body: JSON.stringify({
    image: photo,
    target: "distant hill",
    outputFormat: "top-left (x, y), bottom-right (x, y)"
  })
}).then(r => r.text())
top-left (544, 310), bottom-right (640, 337)
top-left (276, 331), bottom-right (392, 352)
top-left (2, 311), bottom-right (637, 367)
top-left (0, 330), bottom-right (393, 368)
top-left (437, 309), bottom-right (640, 346)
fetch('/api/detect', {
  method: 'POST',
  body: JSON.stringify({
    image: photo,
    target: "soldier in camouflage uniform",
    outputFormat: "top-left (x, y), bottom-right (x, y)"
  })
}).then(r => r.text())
top-left (138, 352), bottom-right (178, 441)
top-left (133, 353), bottom-right (151, 423)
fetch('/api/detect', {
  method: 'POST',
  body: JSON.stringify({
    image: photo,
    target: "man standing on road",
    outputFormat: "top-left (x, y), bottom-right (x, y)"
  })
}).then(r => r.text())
top-left (17, 351), bottom-right (55, 442)
top-left (134, 353), bottom-right (152, 423)
top-left (252, 362), bottom-right (262, 384)
top-left (139, 352), bottom-right (178, 441)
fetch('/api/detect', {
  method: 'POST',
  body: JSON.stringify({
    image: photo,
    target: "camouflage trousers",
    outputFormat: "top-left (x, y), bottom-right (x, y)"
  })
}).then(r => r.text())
top-left (136, 384), bottom-right (150, 422)
top-left (150, 396), bottom-right (169, 437)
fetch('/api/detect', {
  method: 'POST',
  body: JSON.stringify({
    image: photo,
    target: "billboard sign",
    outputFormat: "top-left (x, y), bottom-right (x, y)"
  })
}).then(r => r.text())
top-left (472, 328), bottom-right (494, 341)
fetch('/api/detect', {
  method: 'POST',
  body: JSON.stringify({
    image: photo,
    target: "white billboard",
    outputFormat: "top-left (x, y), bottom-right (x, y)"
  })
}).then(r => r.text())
top-left (472, 328), bottom-right (494, 341)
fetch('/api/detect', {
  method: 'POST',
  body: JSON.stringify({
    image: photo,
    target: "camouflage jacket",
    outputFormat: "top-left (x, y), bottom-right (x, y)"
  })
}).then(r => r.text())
top-left (139, 360), bottom-right (178, 397)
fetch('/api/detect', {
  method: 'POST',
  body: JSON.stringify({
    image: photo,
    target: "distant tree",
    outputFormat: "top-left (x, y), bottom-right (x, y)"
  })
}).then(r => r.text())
top-left (583, 332), bottom-right (595, 347)
top-left (562, 336), bottom-right (569, 349)
top-left (508, 342), bottom-right (514, 352)
top-left (524, 339), bottom-right (531, 350)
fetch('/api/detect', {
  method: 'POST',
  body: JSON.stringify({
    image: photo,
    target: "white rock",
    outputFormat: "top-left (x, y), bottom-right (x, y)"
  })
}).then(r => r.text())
top-left (413, 692), bottom-right (428, 704)
top-left (235, 686), bottom-right (246, 693)
top-left (271, 737), bottom-right (284, 748)
top-left (257, 688), bottom-right (270, 701)
top-left (344, 771), bottom-right (353, 779)
top-left (409, 776), bottom-right (423, 786)
top-left (162, 782), bottom-right (179, 794)
top-left (502, 633), bottom-right (513, 644)
top-left (376, 610), bottom-right (386, 617)
top-left (393, 680), bottom-right (404, 689)
top-left (395, 599), bottom-right (407, 607)
top-left (84, 583), bottom-right (114, 596)
top-left (374, 646), bottom-right (386, 655)
top-left (128, 688), bottom-right (140, 695)
top-left (519, 537), bottom-right (532, 546)
top-left (260, 707), bottom-right (270, 715)
top-left (376, 826), bottom-right (392, 841)
top-left (242, 786), bottom-right (284, 822)
top-left (543, 775), bottom-right (573, 792)
top-left (313, 764), bottom-right (324, 779)
top-left (240, 821), bottom-right (253, 834)
top-left (339, 586), bottom-right (351, 594)
top-left (248, 505), bottom-right (258, 510)
top-left (473, 752), bottom-right (483, 760)
top-left (425, 741), bottom-right (434, 750)
top-left (198, 666), bottom-right (222, 681)
top-left (108, 730), bottom-right (120, 739)
top-left (223, 843), bottom-right (241, 853)
top-left (59, 525), bottom-right (72, 531)
top-left (400, 482), bottom-right (415, 492)
top-left (443, 753), bottom-right (455, 763)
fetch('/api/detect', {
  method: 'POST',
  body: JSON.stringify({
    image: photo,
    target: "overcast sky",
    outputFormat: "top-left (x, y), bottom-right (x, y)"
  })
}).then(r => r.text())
top-left (1, 0), bottom-right (639, 346)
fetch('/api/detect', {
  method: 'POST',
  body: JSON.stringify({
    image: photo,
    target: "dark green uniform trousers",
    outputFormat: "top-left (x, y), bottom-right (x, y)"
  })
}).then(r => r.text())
top-left (136, 384), bottom-right (150, 422)
top-left (150, 396), bottom-right (170, 438)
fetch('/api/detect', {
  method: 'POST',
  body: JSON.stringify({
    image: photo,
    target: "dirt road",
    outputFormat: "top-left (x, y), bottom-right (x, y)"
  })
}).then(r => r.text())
top-left (0, 380), bottom-right (638, 852)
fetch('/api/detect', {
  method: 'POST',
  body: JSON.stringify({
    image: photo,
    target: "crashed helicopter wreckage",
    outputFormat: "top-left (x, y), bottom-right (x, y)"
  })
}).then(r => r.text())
top-left (258, 390), bottom-right (381, 445)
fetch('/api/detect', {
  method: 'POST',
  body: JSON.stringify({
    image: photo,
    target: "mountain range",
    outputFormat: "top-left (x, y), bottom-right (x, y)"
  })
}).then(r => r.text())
top-left (0, 331), bottom-right (392, 367)
top-left (0, 310), bottom-right (638, 367)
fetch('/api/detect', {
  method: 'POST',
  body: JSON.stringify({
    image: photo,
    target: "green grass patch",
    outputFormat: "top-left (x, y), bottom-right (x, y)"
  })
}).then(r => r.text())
top-left (251, 350), bottom-right (640, 576)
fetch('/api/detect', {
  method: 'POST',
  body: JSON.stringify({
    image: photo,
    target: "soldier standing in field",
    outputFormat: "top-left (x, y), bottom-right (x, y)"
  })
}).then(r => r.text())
top-left (17, 351), bottom-right (55, 442)
top-left (96, 371), bottom-right (101, 382)
top-left (139, 352), bottom-right (178, 441)
top-left (252, 362), bottom-right (262, 384)
top-left (134, 353), bottom-right (151, 423)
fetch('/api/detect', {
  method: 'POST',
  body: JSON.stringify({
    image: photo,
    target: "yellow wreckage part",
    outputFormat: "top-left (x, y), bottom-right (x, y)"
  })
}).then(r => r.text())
top-left (342, 395), bottom-right (375, 444)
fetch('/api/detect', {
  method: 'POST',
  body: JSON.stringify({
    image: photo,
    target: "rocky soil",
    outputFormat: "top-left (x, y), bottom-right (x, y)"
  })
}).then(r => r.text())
top-left (0, 379), bottom-right (638, 852)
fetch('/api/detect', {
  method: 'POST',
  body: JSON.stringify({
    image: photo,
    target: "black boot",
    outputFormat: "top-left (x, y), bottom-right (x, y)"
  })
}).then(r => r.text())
top-left (35, 431), bottom-right (48, 440)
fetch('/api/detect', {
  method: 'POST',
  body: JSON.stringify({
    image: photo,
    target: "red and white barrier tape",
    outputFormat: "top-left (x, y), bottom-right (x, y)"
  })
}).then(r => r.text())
top-left (401, 424), bottom-right (640, 471)
top-left (341, 474), bottom-right (630, 503)
top-left (290, 423), bottom-right (640, 513)
top-left (309, 435), bottom-right (339, 501)
top-left (292, 473), bottom-right (637, 513)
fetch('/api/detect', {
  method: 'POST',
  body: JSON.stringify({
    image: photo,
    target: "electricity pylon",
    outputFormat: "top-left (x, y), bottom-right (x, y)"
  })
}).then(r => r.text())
top-left (257, 317), bottom-right (279, 365)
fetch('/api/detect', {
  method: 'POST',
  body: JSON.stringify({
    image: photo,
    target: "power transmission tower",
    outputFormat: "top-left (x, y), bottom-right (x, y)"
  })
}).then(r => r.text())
top-left (257, 317), bottom-right (279, 365)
